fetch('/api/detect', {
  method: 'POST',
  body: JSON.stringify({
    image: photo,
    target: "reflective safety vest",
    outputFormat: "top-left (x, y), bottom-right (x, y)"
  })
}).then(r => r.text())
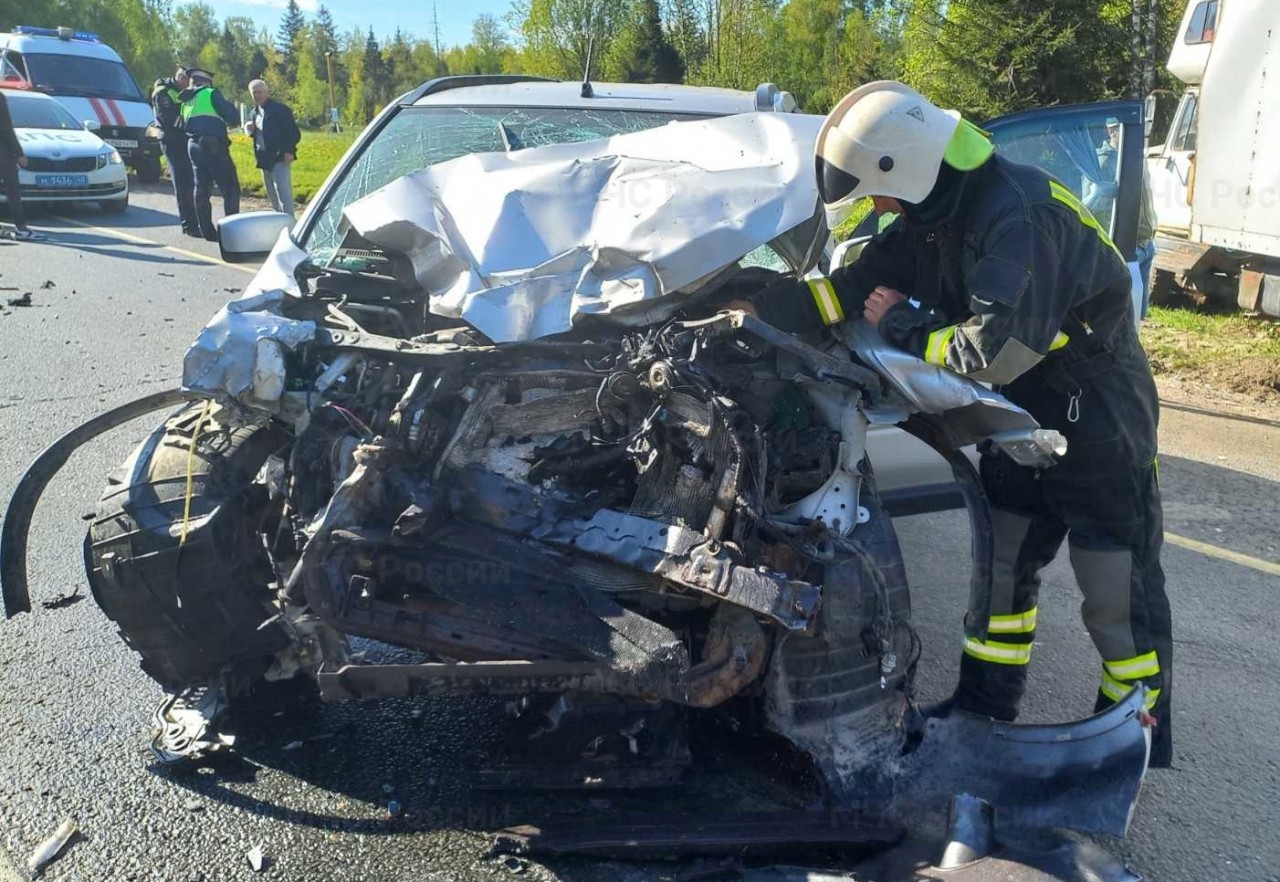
top-left (180, 86), bottom-right (220, 124)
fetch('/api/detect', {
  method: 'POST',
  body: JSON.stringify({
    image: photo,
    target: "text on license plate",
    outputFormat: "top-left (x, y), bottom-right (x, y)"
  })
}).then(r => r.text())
top-left (34, 174), bottom-right (89, 188)
top-left (104, 139), bottom-right (138, 149)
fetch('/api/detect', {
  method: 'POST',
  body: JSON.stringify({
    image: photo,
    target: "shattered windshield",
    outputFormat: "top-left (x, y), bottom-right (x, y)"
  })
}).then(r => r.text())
top-left (304, 105), bottom-right (708, 263)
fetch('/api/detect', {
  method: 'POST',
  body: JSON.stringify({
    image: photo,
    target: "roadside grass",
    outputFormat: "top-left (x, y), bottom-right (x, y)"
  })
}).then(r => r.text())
top-left (1142, 306), bottom-right (1280, 400)
top-left (228, 129), bottom-right (357, 205)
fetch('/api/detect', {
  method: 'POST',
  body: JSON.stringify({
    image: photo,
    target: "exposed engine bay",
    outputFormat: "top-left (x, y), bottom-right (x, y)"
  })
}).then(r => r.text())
top-left (0, 112), bottom-right (1154, 880)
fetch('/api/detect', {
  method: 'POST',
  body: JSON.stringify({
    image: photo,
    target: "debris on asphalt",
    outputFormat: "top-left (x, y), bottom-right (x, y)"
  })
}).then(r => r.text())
top-left (381, 783), bottom-right (395, 795)
top-left (224, 287), bottom-right (241, 294)
top-left (281, 740), bottom-right (304, 751)
top-left (40, 280), bottom-right (55, 289)
top-left (246, 844), bottom-right (266, 872)
top-left (40, 587), bottom-right (84, 610)
top-left (158, 272), bottom-right (175, 278)
top-left (184, 800), bottom-right (204, 813)
top-left (27, 817), bottom-right (77, 875)
top-left (386, 800), bottom-right (402, 819)
top-left (7, 292), bottom-right (32, 307)
top-left (81, 512), bottom-right (95, 521)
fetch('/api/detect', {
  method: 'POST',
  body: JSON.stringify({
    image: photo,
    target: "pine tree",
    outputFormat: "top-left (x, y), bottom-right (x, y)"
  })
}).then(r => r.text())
top-left (608, 0), bottom-right (684, 84)
top-left (277, 0), bottom-right (306, 55)
top-left (316, 5), bottom-right (339, 54)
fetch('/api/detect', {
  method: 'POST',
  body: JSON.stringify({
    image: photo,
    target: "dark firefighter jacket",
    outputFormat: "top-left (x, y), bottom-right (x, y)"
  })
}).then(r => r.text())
top-left (746, 154), bottom-right (1160, 472)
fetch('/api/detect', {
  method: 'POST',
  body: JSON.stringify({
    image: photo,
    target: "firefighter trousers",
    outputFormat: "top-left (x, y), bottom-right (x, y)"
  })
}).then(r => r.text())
top-left (957, 448), bottom-right (1173, 767)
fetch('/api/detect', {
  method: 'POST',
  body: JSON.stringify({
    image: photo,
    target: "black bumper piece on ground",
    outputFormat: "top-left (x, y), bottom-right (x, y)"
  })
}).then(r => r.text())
top-left (1, 389), bottom-right (196, 617)
top-left (494, 691), bottom-right (1151, 881)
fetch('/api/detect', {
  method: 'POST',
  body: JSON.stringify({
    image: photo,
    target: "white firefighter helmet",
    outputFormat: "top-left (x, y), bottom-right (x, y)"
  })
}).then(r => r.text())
top-left (815, 80), bottom-right (994, 229)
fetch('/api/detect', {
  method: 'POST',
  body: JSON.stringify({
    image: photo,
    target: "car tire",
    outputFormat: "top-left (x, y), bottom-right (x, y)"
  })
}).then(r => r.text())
top-left (133, 157), bottom-right (162, 183)
top-left (100, 192), bottom-right (129, 214)
top-left (85, 402), bottom-right (292, 690)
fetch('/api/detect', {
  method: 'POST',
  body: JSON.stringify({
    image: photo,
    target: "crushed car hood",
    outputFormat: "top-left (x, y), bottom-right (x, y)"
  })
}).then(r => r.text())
top-left (338, 112), bottom-right (827, 342)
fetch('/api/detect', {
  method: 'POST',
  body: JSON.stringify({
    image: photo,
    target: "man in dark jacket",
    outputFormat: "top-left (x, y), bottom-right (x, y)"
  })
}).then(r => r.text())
top-left (244, 79), bottom-right (300, 217)
top-left (0, 90), bottom-right (34, 239)
top-left (178, 68), bottom-right (241, 241)
top-left (742, 81), bottom-right (1173, 767)
top-left (151, 64), bottom-right (198, 237)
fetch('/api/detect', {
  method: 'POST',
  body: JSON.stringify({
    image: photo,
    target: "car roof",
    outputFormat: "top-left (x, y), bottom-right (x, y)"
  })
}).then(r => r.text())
top-left (0, 32), bottom-right (124, 62)
top-left (411, 79), bottom-right (772, 115)
top-left (0, 87), bottom-right (57, 103)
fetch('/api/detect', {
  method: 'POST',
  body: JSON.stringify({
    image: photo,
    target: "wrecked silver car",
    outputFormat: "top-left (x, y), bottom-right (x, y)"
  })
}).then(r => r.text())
top-left (2, 86), bottom-right (1153, 881)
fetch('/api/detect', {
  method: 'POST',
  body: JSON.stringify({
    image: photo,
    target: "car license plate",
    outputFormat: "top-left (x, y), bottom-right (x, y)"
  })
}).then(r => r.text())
top-left (104, 138), bottom-right (138, 149)
top-left (34, 174), bottom-right (90, 188)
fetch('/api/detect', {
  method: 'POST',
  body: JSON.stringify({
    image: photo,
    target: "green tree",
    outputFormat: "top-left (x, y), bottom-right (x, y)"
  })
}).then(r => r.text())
top-left (173, 2), bottom-right (220, 68)
top-left (900, 0), bottom-right (1142, 119)
top-left (276, 0), bottom-right (306, 86)
top-left (661, 0), bottom-right (707, 77)
top-left (345, 28), bottom-right (388, 126)
top-left (688, 0), bottom-right (778, 91)
top-left (512, 0), bottom-right (629, 79)
top-left (604, 0), bottom-right (685, 84)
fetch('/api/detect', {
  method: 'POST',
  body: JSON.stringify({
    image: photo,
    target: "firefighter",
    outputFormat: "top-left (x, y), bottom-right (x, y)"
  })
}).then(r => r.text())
top-left (739, 81), bottom-right (1173, 766)
top-left (178, 68), bottom-right (240, 241)
top-left (151, 64), bottom-right (198, 237)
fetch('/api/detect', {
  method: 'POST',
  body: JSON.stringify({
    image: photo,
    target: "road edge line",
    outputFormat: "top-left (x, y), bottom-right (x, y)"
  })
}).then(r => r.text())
top-left (1164, 531), bottom-right (1280, 578)
top-left (51, 215), bottom-right (257, 275)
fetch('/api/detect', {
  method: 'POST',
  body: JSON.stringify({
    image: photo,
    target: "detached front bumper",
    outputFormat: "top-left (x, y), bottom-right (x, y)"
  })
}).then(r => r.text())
top-left (495, 690), bottom-right (1152, 881)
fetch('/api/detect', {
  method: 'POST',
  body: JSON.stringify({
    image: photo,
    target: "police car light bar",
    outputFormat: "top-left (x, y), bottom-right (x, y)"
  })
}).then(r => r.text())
top-left (11, 26), bottom-right (101, 43)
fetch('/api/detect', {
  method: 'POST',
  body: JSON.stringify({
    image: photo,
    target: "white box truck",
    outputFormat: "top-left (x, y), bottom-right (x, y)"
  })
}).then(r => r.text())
top-left (1147, 0), bottom-right (1280, 315)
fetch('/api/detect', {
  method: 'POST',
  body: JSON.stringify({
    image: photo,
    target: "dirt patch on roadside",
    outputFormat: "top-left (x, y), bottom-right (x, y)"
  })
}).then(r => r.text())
top-left (1200, 357), bottom-right (1280, 403)
top-left (1141, 308), bottom-right (1280, 410)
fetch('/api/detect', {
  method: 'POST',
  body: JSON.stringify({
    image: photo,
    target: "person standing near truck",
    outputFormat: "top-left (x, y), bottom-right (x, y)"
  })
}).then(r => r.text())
top-left (178, 67), bottom-right (240, 241)
top-left (151, 64), bottom-right (198, 237)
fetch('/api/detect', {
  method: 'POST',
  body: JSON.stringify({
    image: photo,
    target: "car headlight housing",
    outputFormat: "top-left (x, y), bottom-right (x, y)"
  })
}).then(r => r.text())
top-left (98, 149), bottom-right (123, 169)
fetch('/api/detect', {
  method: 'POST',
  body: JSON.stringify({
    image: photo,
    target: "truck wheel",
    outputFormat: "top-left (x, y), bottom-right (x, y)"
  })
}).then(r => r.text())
top-left (85, 403), bottom-right (292, 690)
top-left (133, 157), bottom-right (162, 184)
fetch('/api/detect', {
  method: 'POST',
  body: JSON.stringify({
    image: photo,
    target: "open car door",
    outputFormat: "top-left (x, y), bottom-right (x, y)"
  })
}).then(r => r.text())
top-left (982, 99), bottom-right (1146, 267)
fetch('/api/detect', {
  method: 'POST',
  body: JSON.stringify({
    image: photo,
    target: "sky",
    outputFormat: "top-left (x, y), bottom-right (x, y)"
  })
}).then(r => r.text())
top-left (177, 0), bottom-right (518, 50)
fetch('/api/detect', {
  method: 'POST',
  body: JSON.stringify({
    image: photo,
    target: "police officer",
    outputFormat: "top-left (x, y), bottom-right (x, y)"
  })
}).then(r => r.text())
top-left (740, 81), bottom-right (1173, 766)
top-left (178, 68), bottom-right (241, 241)
top-left (151, 64), bottom-right (198, 237)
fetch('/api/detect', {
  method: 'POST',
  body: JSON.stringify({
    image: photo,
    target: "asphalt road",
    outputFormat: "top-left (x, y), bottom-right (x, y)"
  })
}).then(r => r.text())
top-left (1, 190), bottom-right (1278, 882)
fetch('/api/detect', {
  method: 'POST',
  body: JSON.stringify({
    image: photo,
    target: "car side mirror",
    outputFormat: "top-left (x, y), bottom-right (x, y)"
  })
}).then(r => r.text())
top-left (217, 211), bottom-right (293, 263)
top-left (1143, 93), bottom-right (1157, 139)
top-left (83, 119), bottom-right (100, 132)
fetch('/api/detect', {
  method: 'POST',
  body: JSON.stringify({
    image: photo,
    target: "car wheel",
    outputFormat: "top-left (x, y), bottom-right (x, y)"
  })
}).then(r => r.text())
top-left (99, 192), bottom-right (129, 214)
top-left (85, 402), bottom-right (292, 690)
top-left (133, 157), bottom-right (161, 183)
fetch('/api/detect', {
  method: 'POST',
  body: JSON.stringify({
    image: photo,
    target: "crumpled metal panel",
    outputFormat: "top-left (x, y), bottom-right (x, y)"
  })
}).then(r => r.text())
top-left (181, 290), bottom-right (316, 408)
top-left (340, 113), bottom-right (826, 343)
top-left (837, 322), bottom-right (1066, 465)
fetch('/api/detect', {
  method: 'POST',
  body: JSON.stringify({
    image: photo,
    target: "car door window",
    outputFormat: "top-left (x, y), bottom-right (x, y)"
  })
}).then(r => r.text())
top-left (1, 51), bottom-right (26, 81)
top-left (1185, 0), bottom-right (1219, 44)
top-left (1171, 94), bottom-right (1198, 152)
top-left (984, 102), bottom-right (1144, 259)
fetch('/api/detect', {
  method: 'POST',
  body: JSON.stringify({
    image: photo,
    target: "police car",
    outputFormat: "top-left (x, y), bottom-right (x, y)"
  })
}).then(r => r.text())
top-left (0, 26), bottom-right (162, 181)
top-left (1, 84), bottom-right (129, 212)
